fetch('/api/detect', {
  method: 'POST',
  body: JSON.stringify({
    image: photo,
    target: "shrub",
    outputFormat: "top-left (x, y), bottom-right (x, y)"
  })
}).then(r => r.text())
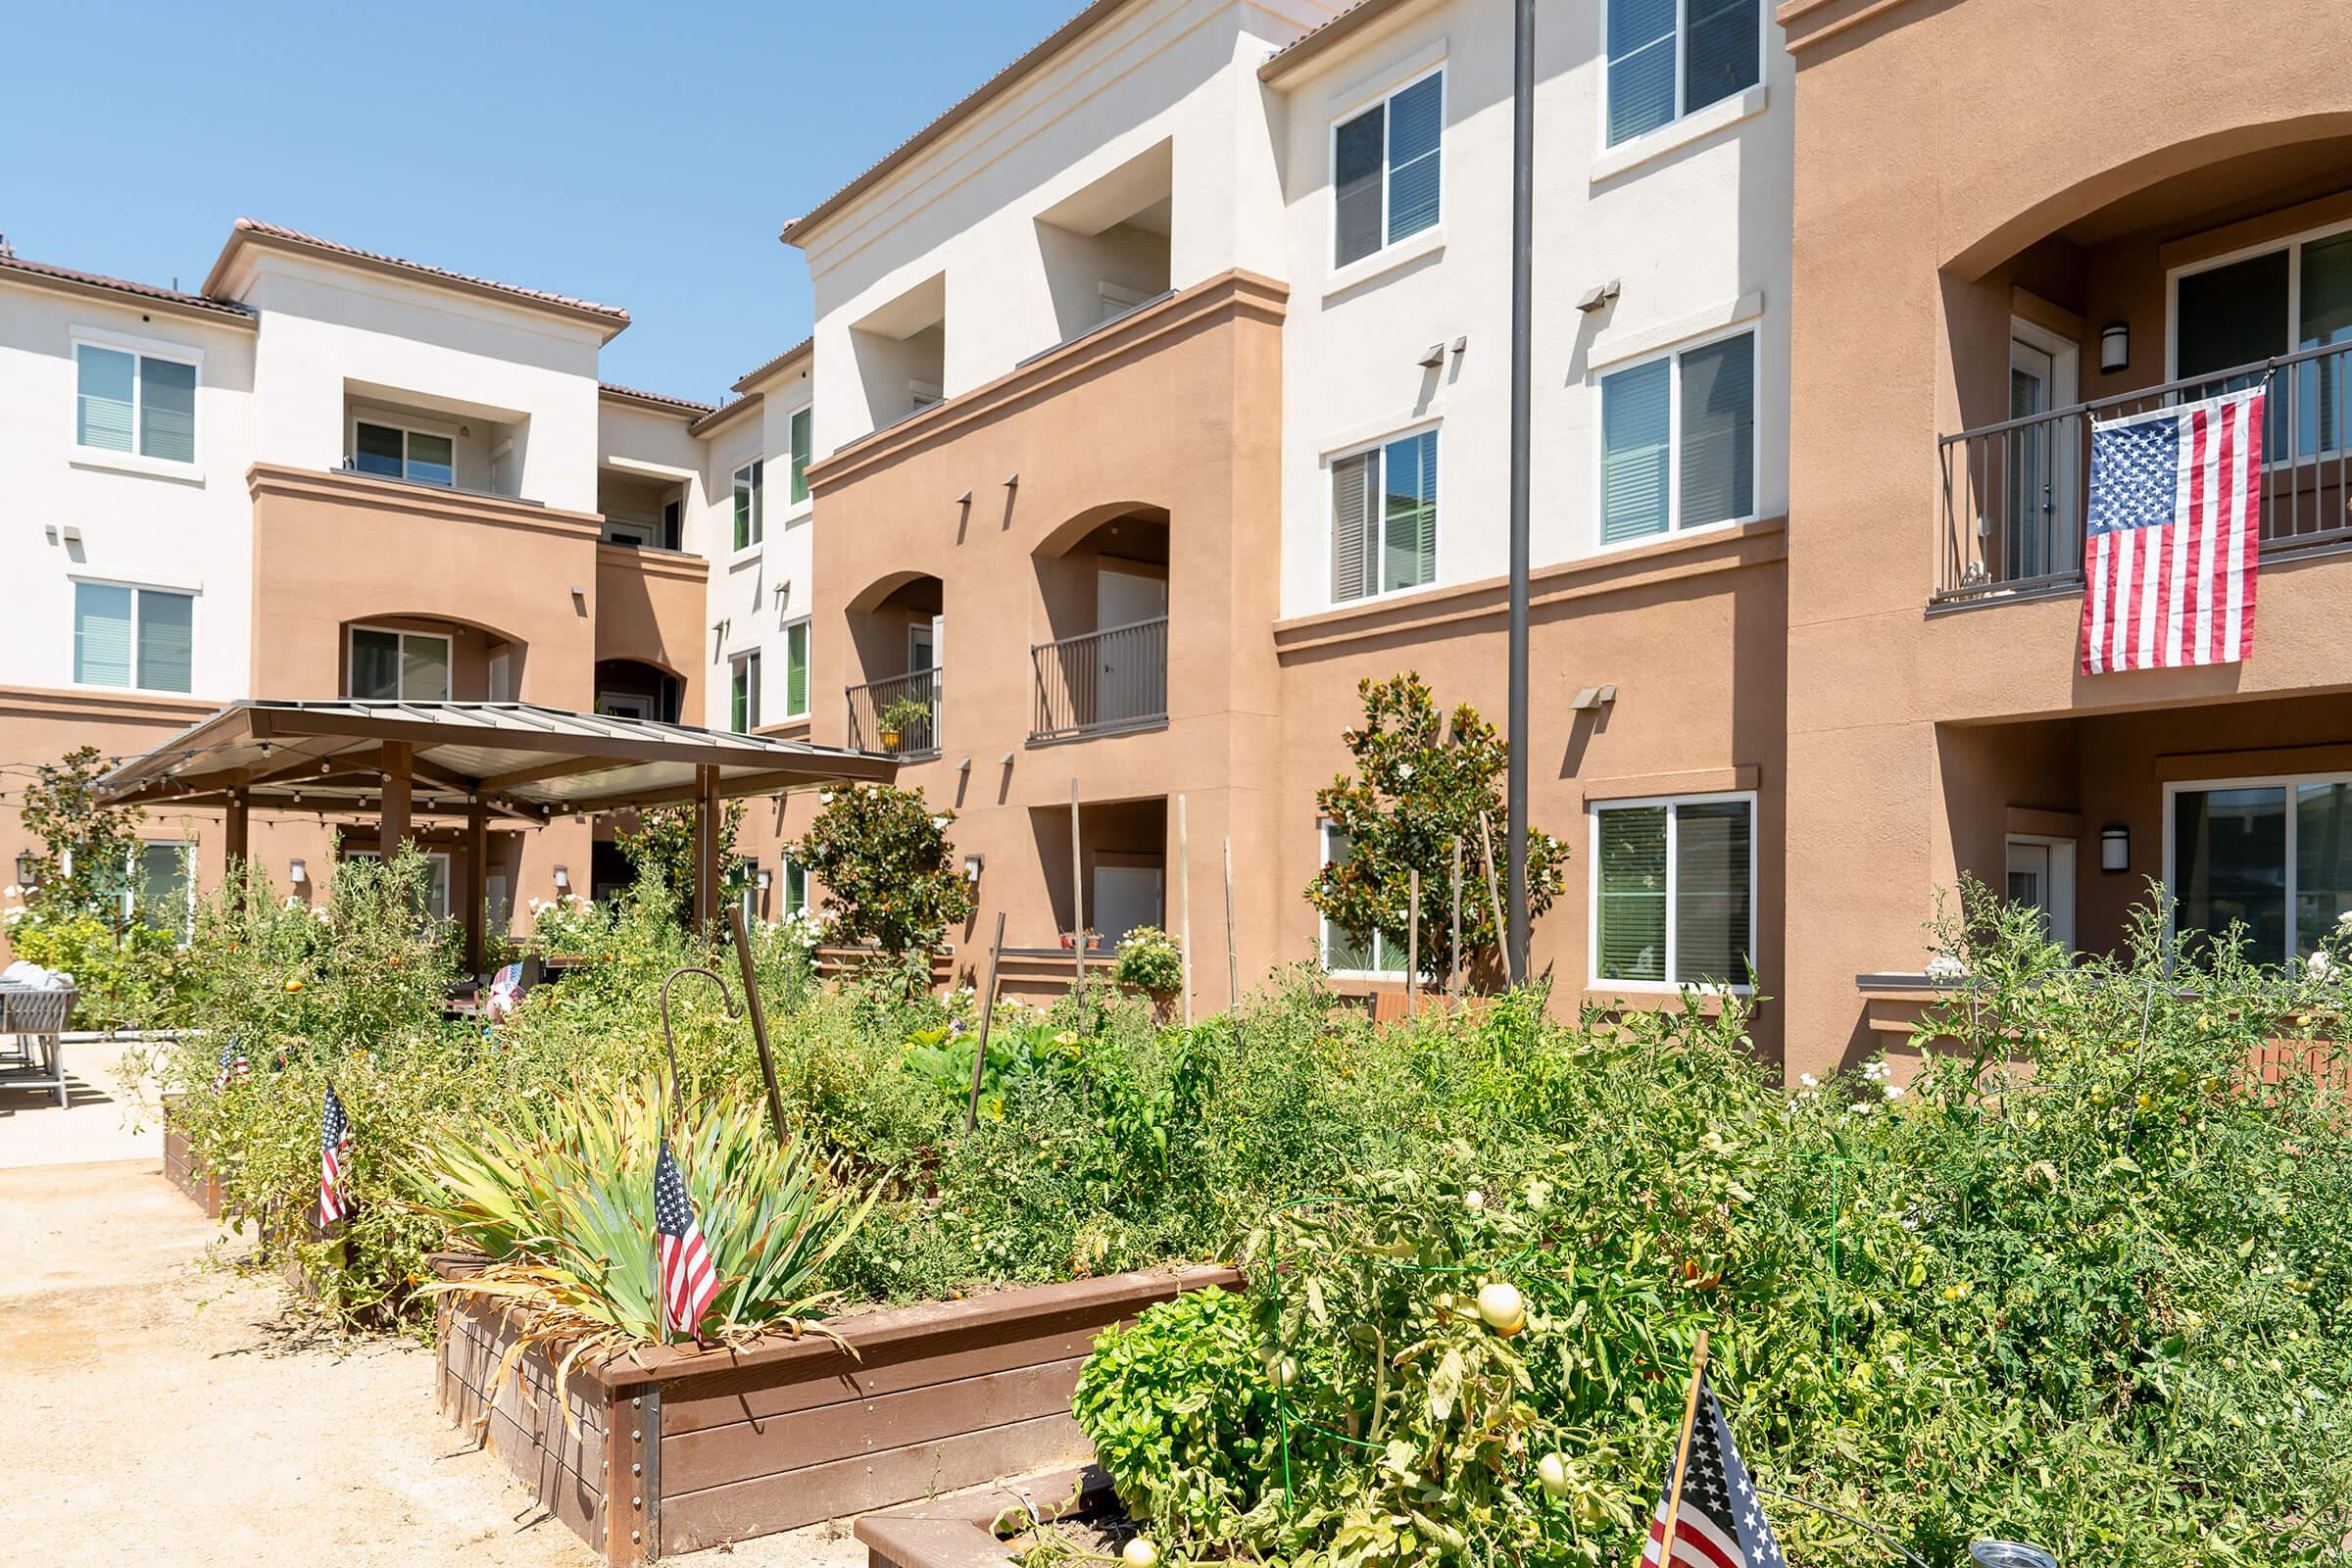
top-left (16, 744), bottom-right (145, 923)
top-left (1113, 925), bottom-right (1185, 1000)
top-left (7, 909), bottom-right (185, 1031)
top-left (792, 783), bottom-right (973, 958)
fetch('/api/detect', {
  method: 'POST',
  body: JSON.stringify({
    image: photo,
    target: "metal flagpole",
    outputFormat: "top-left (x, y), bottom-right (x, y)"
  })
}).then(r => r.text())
top-left (1504, 0), bottom-right (1536, 986)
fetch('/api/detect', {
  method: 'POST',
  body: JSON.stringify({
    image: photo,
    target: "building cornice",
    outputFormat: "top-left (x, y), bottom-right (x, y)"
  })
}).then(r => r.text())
top-left (245, 465), bottom-right (608, 544)
top-left (0, 255), bottom-right (256, 328)
top-left (596, 541), bottom-right (710, 583)
top-left (806, 269), bottom-right (1288, 492)
top-left (1775, 0), bottom-right (1919, 53)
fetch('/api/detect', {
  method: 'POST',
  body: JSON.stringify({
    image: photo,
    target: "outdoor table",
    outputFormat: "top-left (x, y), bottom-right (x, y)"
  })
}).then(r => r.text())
top-left (0, 980), bottom-right (76, 1107)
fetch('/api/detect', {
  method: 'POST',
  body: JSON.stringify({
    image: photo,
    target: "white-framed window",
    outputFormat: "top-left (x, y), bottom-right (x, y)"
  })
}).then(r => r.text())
top-left (1590, 792), bottom-right (1755, 990)
top-left (349, 849), bottom-right (452, 919)
top-left (730, 650), bottom-right (761, 733)
top-left (1598, 327), bottom-right (1756, 547)
top-left (128, 840), bottom-right (196, 939)
top-left (736, 856), bottom-right (761, 925)
top-left (732, 459), bottom-right (764, 550)
top-left (787, 409), bottom-right (813, 510)
top-left (2166, 772), bottom-right (2352, 967)
top-left (1332, 66), bottom-right (1444, 270)
top-left (353, 419), bottom-right (456, 486)
top-left (348, 625), bottom-right (453, 702)
top-left (1330, 425), bottom-right (1439, 603)
top-left (782, 618), bottom-right (811, 719)
top-left (1604, 0), bottom-right (1763, 148)
top-left (74, 339), bottom-right (198, 466)
top-left (780, 854), bottom-right (809, 919)
top-left (2170, 217), bottom-right (2352, 461)
top-left (74, 580), bottom-right (194, 693)
top-left (1318, 822), bottom-right (1409, 977)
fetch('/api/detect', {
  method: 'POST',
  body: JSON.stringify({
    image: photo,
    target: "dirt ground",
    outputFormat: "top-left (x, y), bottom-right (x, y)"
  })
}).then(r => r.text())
top-left (0, 1155), bottom-right (870, 1568)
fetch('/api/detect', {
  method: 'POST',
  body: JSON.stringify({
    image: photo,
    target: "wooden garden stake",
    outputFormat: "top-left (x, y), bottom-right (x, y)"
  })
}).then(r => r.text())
top-left (1223, 834), bottom-right (1240, 1010)
top-left (1658, 1330), bottom-right (1712, 1568)
top-left (1068, 778), bottom-right (1087, 1005)
top-left (725, 906), bottom-right (790, 1145)
top-left (1177, 793), bottom-right (1195, 1028)
top-left (1478, 811), bottom-right (1507, 974)
top-left (966, 910), bottom-right (1007, 1132)
top-left (1449, 837), bottom-right (1464, 1002)
top-left (1406, 869), bottom-right (1420, 1017)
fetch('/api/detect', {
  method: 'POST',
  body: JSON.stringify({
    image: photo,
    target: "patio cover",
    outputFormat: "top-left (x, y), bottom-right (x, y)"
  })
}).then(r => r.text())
top-left (94, 700), bottom-right (896, 963)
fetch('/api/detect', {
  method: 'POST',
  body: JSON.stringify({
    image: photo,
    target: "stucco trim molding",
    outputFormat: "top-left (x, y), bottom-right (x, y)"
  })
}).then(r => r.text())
top-left (2004, 807), bottom-right (2084, 840)
top-left (0, 684), bottom-right (220, 728)
top-left (1273, 515), bottom-right (1786, 656)
top-left (246, 466), bottom-right (607, 544)
top-left (1581, 765), bottom-right (1761, 805)
top-left (807, 270), bottom-right (1290, 492)
top-left (1587, 292), bottom-right (1765, 372)
top-left (1775, 0), bottom-right (1919, 52)
top-left (596, 542), bottom-right (710, 584)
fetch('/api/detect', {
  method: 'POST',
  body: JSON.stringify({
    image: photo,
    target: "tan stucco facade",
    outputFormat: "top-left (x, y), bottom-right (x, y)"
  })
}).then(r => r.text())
top-left (1782, 0), bottom-right (2352, 1080)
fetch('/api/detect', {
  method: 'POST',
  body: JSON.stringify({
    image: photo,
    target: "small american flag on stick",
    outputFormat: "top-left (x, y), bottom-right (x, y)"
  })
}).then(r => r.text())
top-left (2081, 384), bottom-right (2265, 673)
top-left (1644, 1340), bottom-right (1785, 1568)
top-left (318, 1083), bottom-right (353, 1226)
top-left (654, 1141), bottom-right (719, 1340)
top-left (213, 1038), bottom-right (249, 1090)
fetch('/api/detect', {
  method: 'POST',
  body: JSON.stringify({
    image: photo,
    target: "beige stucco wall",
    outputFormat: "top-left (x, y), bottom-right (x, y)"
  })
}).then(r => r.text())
top-left (1781, 0), bottom-right (2352, 1080)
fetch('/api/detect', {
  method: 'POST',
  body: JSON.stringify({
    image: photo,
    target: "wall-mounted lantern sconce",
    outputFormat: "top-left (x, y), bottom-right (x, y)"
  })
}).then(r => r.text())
top-left (2100, 322), bottom-right (2130, 374)
top-left (2100, 825), bottom-right (2130, 872)
top-left (553, 865), bottom-right (572, 893)
top-left (963, 855), bottom-right (985, 883)
top-left (288, 858), bottom-right (308, 885)
top-left (15, 849), bottom-right (37, 888)
top-left (756, 867), bottom-right (773, 892)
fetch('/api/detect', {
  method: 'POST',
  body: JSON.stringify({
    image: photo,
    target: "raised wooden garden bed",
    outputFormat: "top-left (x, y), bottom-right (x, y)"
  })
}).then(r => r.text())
top-left (162, 1099), bottom-right (225, 1218)
top-left (432, 1256), bottom-right (1240, 1564)
top-left (858, 1463), bottom-right (1114, 1568)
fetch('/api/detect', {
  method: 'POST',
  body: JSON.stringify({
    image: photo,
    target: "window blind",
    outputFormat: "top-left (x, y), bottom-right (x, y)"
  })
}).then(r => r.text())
top-left (1386, 74), bottom-right (1443, 246)
top-left (786, 622), bottom-right (810, 715)
top-left (1381, 430), bottom-right (1438, 593)
top-left (1673, 800), bottom-right (1751, 984)
top-left (136, 590), bottom-right (194, 694)
top-left (74, 582), bottom-right (134, 687)
top-left (355, 422), bottom-right (406, 477)
top-left (789, 409), bottom-right (812, 505)
top-left (1606, 0), bottom-right (1677, 145)
top-left (139, 358), bottom-right (197, 464)
top-left (1334, 104), bottom-right (1386, 266)
top-left (1596, 806), bottom-right (1668, 981)
top-left (1684, 0), bottom-right (1760, 117)
top-left (407, 432), bottom-right (456, 487)
top-left (76, 346), bottom-right (136, 454)
top-left (1679, 332), bottom-right (1754, 528)
top-left (1331, 448), bottom-right (1378, 602)
top-left (1601, 358), bottom-right (1672, 543)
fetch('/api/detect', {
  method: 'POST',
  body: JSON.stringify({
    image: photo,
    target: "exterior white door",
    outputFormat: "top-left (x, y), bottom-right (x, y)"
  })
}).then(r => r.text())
top-left (1092, 862), bottom-right (1163, 945)
top-left (2005, 835), bottom-right (2077, 949)
top-left (1095, 567), bottom-right (1166, 725)
top-left (2006, 322), bottom-right (2081, 581)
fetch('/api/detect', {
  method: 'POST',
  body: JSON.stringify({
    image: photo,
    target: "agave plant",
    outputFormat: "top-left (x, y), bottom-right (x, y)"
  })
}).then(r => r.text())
top-left (412, 1073), bottom-right (876, 1357)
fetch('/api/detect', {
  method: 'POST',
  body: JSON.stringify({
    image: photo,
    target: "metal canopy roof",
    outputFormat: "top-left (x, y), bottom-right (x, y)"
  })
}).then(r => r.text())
top-left (95, 700), bottom-right (896, 821)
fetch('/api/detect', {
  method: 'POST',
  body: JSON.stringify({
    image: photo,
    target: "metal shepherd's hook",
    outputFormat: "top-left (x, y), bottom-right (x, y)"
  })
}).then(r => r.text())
top-left (659, 964), bottom-right (740, 1110)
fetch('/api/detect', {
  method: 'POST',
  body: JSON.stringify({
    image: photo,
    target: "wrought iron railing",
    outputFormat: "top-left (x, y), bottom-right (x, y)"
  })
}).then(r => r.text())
top-left (1936, 338), bottom-right (2352, 602)
top-left (1030, 616), bottom-right (1168, 742)
top-left (845, 667), bottom-right (942, 758)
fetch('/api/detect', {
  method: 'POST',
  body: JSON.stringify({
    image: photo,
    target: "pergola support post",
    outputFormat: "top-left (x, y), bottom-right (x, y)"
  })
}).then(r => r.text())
top-left (691, 764), bottom-right (721, 932)
top-left (223, 790), bottom-right (250, 869)
top-left (379, 742), bottom-right (414, 859)
top-left (464, 799), bottom-right (489, 976)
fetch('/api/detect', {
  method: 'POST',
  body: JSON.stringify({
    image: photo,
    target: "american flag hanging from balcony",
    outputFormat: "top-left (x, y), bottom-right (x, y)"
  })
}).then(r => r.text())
top-left (654, 1140), bottom-right (719, 1339)
top-left (318, 1083), bottom-right (353, 1226)
top-left (1643, 1373), bottom-right (1786, 1568)
top-left (2081, 384), bottom-right (2265, 673)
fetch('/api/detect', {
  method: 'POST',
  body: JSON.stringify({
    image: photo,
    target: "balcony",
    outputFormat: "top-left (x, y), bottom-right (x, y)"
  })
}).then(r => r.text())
top-left (1937, 343), bottom-right (2352, 605)
top-left (1029, 616), bottom-right (1168, 742)
top-left (846, 667), bottom-right (942, 759)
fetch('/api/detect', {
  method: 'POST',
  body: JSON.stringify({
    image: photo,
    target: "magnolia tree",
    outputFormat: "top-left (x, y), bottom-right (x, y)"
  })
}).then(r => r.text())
top-left (792, 784), bottom-right (974, 958)
top-left (615, 800), bottom-right (749, 925)
top-left (18, 745), bottom-right (147, 926)
top-left (1306, 672), bottom-right (1568, 983)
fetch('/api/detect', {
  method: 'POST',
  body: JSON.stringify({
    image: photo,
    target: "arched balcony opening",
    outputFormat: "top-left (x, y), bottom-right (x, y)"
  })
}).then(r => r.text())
top-left (844, 572), bottom-right (945, 758)
top-left (593, 659), bottom-right (682, 723)
top-left (338, 613), bottom-right (527, 704)
top-left (1937, 124), bottom-right (2352, 601)
top-left (1029, 506), bottom-right (1169, 742)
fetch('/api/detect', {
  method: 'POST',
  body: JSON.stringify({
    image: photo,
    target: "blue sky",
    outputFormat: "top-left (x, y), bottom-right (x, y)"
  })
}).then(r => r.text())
top-left (6, 0), bottom-right (1083, 403)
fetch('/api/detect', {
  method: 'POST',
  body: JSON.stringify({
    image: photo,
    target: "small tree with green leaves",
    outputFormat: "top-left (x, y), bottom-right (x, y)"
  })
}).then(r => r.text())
top-left (19, 745), bottom-right (146, 927)
top-left (792, 784), bottom-right (973, 959)
top-left (1307, 672), bottom-right (1568, 982)
top-left (614, 801), bottom-right (748, 926)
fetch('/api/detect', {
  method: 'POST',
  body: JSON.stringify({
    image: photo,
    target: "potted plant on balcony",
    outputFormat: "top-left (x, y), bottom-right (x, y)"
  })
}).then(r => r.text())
top-left (877, 696), bottom-right (932, 752)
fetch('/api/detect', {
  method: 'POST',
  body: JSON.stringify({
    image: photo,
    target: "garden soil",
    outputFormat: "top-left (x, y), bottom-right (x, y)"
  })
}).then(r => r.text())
top-left (0, 1158), bottom-right (869, 1568)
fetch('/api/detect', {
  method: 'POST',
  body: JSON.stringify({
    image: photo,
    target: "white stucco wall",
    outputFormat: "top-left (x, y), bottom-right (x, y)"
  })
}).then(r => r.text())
top-left (1271, 0), bottom-right (1795, 617)
top-left (796, 0), bottom-right (1342, 453)
top-left (682, 368), bottom-right (815, 733)
top-left (0, 280), bottom-right (259, 701)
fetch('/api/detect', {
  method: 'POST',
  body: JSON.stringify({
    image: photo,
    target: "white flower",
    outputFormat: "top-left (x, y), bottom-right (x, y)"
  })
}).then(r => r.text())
top-left (819, 791), bottom-right (835, 805)
top-left (1799, 1073), bottom-right (1817, 1088)
top-left (2309, 949), bottom-right (2334, 978)
top-left (931, 815), bottom-right (951, 829)
top-left (1925, 953), bottom-right (1968, 982)
top-left (1853, 1101), bottom-right (1875, 1116)
top-left (528, 897), bottom-right (544, 909)
top-left (1884, 1083), bottom-right (1903, 1101)
top-left (1396, 762), bottom-right (1414, 780)
top-left (2, 885), bottom-right (17, 898)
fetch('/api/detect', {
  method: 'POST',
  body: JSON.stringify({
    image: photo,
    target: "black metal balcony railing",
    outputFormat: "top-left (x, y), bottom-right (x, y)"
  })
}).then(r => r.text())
top-left (1936, 339), bottom-right (2352, 602)
top-left (845, 667), bottom-right (942, 759)
top-left (1030, 617), bottom-right (1168, 742)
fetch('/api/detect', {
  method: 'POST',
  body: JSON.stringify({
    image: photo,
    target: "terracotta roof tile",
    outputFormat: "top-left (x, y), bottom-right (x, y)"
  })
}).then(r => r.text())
top-left (599, 381), bottom-right (718, 416)
top-left (1258, 0), bottom-right (1417, 77)
top-left (731, 335), bottom-right (814, 394)
top-left (0, 252), bottom-right (255, 320)
top-left (206, 218), bottom-right (630, 329)
top-left (689, 393), bottom-right (763, 438)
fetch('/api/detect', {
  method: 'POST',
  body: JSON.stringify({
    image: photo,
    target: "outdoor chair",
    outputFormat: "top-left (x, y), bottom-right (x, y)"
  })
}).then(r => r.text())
top-left (0, 972), bottom-right (77, 1108)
